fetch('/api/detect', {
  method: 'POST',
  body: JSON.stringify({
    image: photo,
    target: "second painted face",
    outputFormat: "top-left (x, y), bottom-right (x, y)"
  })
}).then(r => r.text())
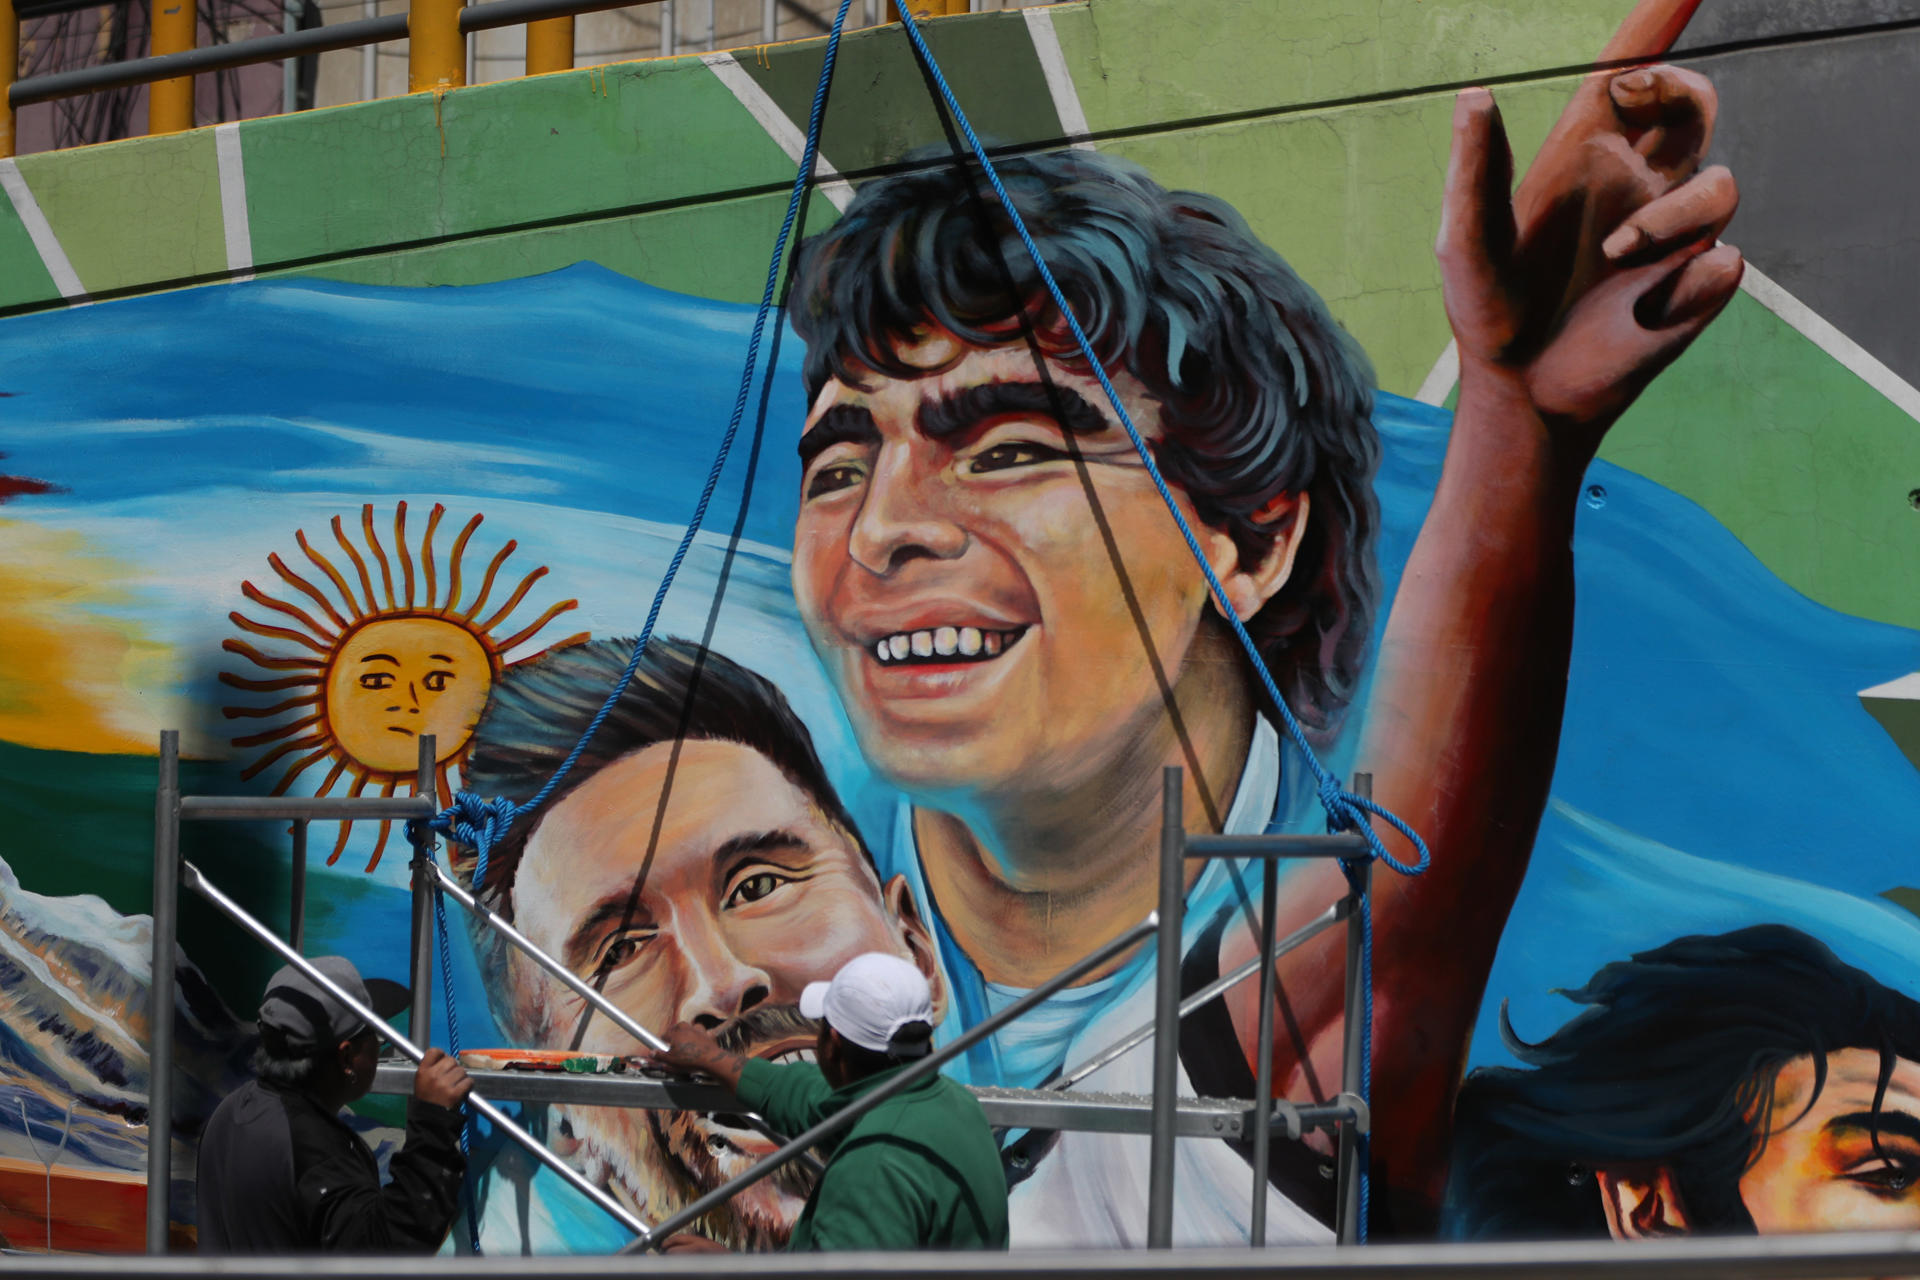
top-left (508, 737), bottom-right (941, 1240)
top-left (791, 331), bottom-right (1252, 803)
top-left (1739, 1048), bottom-right (1920, 1232)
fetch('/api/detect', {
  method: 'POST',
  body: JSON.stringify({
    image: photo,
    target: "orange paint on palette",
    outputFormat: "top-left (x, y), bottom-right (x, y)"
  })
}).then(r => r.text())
top-left (0, 1157), bottom-right (150, 1253)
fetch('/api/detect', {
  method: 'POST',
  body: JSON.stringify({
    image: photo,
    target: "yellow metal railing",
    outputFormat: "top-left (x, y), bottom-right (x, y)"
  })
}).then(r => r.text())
top-left (0, 0), bottom-right (976, 158)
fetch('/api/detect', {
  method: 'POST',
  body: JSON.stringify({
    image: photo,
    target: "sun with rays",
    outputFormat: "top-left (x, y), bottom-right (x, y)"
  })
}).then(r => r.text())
top-left (221, 501), bottom-right (588, 871)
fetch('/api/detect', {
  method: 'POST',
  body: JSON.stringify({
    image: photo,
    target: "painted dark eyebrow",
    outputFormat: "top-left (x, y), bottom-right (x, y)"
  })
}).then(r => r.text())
top-left (917, 379), bottom-right (1112, 442)
top-left (359, 653), bottom-right (399, 665)
top-left (429, 654), bottom-right (454, 662)
top-left (797, 404), bottom-right (880, 469)
top-left (1827, 1110), bottom-right (1920, 1146)
top-left (711, 829), bottom-right (811, 880)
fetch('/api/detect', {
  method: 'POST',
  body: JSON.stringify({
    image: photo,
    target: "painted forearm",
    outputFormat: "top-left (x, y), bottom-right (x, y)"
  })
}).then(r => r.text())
top-left (1350, 362), bottom-right (1588, 1207)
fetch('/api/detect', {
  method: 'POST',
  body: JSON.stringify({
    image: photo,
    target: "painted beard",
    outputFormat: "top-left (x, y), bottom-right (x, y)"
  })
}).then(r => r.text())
top-left (565, 1004), bottom-right (822, 1249)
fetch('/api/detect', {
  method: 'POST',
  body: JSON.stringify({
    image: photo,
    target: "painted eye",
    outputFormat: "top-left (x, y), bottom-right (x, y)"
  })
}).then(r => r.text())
top-left (358, 672), bottom-right (395, 690)
top-left (598, 932), bottom-right (650, 973)
top-left (422, 670), bottom-right (453, 692)
top-left (805, 464), bottom-right (864, 499)
top-left (1846, 1161), bottom-right (1918, 1195)
top-left (729, 872), bottom-right (785, 906)
top-left (968, 442), bottom-right (1061, 473)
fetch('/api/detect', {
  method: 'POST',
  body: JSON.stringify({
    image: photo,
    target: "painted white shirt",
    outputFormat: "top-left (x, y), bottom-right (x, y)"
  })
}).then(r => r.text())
top-left (896, 716), bottom-right (1334, 1246)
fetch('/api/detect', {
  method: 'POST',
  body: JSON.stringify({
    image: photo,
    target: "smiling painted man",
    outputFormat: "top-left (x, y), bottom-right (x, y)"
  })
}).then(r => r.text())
top-left (785, 1), bottom-right (1746, 1238)
top-left (456, 637), bottom-right (945, 1250)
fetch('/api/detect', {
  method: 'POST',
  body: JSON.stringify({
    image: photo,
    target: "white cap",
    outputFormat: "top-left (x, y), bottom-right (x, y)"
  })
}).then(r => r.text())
top-left (800, 953), bottom-right (935, 1057)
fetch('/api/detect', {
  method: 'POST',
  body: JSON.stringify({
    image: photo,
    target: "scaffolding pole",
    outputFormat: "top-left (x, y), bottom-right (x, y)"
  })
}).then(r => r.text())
top-left (144, 732), bottom-right (181, 1254)
top-left (1145, 766), bottom-right (1183, 1248)
top-left (408, 736), bottom-right (435, 1047)
top-left (1153, 766), bottom-right (1375, 1248)
top-left (180, 858), bottom-right (652, 1240)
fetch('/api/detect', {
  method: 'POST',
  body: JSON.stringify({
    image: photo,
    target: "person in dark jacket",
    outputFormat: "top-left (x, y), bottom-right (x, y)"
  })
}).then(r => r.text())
top-left (647, 952), bottom-right (1008, 1252)
top-left (196, 955), bottom-right (473, 1252)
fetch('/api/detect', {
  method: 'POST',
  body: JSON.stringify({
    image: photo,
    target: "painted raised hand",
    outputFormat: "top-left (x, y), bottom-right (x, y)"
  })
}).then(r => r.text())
top-left (1439, 4), bottom-right (1743, 451)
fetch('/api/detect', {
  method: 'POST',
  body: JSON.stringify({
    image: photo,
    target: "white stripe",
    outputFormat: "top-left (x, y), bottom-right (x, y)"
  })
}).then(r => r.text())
top-left (0, 159), bottom-right (86, 301)
top-left (1738, 263), bottom-right (1920, 425)
top-left (702, 52), bottom-right (853, 212)
top-left (214, 123), bottom-right (255, 279)
top-left (1023, 6), bottom-right (1093, 150)
top-left (1412, 338), bottom-right (1458, 406)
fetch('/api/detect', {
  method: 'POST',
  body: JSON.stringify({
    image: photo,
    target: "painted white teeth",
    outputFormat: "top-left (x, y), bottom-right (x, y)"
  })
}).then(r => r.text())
top-left (872, 627), bottom-right (1024, 664)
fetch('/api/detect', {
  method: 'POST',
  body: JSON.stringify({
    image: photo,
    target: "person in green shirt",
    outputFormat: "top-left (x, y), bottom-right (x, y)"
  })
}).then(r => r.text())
top-left (646, 952), bottom-right (1009, 1252)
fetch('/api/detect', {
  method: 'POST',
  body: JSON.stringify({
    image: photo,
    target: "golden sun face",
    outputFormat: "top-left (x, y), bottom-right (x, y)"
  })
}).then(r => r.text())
top-left (222, 501), bottom-right (587, 871)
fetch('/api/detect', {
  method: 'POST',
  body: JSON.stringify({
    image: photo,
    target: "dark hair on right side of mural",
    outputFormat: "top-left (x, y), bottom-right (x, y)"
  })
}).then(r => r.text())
top-left (790, 149), bottom-right (1381, 735)
top-left (1442, 925), bottom-right (1920, 1240)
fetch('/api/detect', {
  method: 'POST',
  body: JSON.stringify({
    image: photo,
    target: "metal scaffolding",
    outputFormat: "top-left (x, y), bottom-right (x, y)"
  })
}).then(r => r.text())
top-left (147, 729), bottom-right (1381, 1257)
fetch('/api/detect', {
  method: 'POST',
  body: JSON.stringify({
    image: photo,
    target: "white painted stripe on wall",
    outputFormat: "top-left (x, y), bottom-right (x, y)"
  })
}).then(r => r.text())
top-left (1739, 263), bottom-right (1920, 426)
top-left (702, 52), bottom-right (854, 212)
top-left (1023, 6), bottom-right (1094, 150)
top-left (214, 123), bottom-right (255, 279)
top-left (0, 159), bottom-right (87, 301)
top-left (1413, 339), bottom-right (1458, 406)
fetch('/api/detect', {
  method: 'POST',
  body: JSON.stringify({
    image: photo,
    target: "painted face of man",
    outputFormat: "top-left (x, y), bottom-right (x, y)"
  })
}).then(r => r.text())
top-left (792, 330), bottom-right (1304, 802)
top-left (509, 737), bottom-right (943, 1246)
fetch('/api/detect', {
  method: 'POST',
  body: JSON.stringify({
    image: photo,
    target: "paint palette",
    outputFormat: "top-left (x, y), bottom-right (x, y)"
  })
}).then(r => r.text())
top-left (457, 1048), bottom-right (640, 1075)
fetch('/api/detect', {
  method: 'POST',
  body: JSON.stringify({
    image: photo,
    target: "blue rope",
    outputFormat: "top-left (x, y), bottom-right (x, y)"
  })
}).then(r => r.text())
top-left (429, 0), bottom-right (856, 866)
top-left (418, 0), bottom-right (857, 1245)
top-left (407, 818), bottom-right (482, 1252)
top-left (890, 5), bottom-right (1429, 1243)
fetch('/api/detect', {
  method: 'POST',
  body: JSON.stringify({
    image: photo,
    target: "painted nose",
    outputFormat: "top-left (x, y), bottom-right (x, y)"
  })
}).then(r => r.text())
top-left (846, 446), bottom-right (968, 576)
top-left (673, 911), bottom-right (772, 1032)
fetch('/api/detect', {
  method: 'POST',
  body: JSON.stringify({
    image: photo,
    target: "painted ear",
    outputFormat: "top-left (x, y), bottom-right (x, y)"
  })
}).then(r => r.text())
top-left (1209, 492), bottom-right (1312, 623)
top-left (1596, 1166), bottom-right (1692, 1239)
top-left (885, 874), bottom-right (948, 1026)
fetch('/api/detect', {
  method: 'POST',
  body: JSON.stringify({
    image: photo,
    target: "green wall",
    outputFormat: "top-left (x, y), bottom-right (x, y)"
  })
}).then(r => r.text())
top-left (3, 0), bottom-right (1914, 627)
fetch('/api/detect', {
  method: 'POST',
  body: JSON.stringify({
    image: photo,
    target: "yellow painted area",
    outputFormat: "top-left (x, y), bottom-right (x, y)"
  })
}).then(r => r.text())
top-left (324, 615), bottom-right (494, 775)
top-left (0, 520), bottom-right (171, 756)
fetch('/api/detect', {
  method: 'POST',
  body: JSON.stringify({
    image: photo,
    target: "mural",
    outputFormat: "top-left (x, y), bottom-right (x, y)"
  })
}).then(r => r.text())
top-left (222, 501), bottom-right (585, 869)
top-left (0, 0), bottom-right (1917, 1258)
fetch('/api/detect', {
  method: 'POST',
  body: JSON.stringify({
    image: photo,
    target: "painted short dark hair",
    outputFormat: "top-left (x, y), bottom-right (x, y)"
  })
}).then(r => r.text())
top-left (790, 149), bottom-right (1381, 733)
top-left (457, 637), bottom-right (868, 1028)
top-left (1443, 925), bottom-right (1920, 1239)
